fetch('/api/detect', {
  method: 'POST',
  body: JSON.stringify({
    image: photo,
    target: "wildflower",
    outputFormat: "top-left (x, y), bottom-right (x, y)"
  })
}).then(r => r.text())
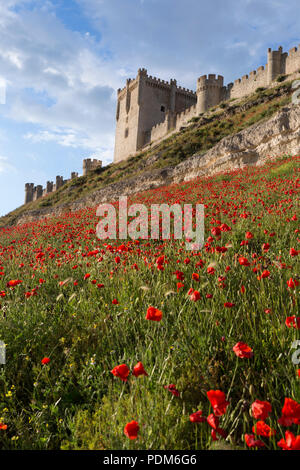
top-left (224, 302), bottom-right (235, 308)
top-left (189, 410), bottom-right (206, 423)
top-left (287, 278), bottom-right (299, 289)
top-left (164, 384), bottom-right (180, 397)
top-left (244, 433), bottom-right (265, 448)
top-left (207, 266), bottom-right (215, 275)
top-left (132, 362), bottom-right (148, 377)
top-left (146, 306), bottom-right (163, 321)
top-left (41, 357), bottom-right (50, 365)
top-left (111, 364), bottom-right (130, 382)
top-left (190, 290), bottom-right (201, 302)
top-left (238, 257), bottom-right (250, 266)
top-left (233, 342), bottom-right (253, 359)
top-left (278, 398), bottom-right (300, 426)
top-left (245, 231), bottom-right (254, 239)
top-left (285, 316), bottom-right (300, 329)
top-left (251, 400), bottom-right (272, 421)
top-left (252, 421), bottom-right (276, 437)
top-left (124, 420), bottom-right (139, 440)
top-left (112, 298), bottom-right (119, 305)
top-left (6, 279), bottom-right (22, 287)
top-left (207, 390), bottom-right (229, 416)
top-left (277, 431), bottom-right (300, 450)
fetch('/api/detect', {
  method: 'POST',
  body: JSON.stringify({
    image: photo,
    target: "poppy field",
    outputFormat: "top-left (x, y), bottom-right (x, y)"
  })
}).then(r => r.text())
top-left (0, 154), bottom-right (299, 450)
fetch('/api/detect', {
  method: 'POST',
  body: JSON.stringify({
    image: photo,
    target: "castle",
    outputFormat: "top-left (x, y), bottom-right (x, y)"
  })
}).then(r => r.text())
top-left (24, 43), bottom-right (300, 205)
top-left (24, 158), bottom-right (102, 204)
top-left (114, 45), bottom-right (300, 162)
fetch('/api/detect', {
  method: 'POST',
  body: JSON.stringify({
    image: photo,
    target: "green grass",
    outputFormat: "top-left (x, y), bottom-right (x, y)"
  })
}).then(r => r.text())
top-left (0, 155), bottom-right (299, 450)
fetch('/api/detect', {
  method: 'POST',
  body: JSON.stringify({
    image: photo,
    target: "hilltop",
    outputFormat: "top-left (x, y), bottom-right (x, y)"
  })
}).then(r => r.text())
top-left (0, 77), bottom-right (298, 228)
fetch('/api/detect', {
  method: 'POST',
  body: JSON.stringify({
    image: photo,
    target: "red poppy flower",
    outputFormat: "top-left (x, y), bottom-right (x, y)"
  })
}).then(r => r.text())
top-left (245, 231), bottom-right (254, 239)
top-left (0, 422), bottom-right (7, 430)
top-left (285, 316), bottom-right (300, 329)
top-left (289, 248), bottom-right (299, 257)
top-left (111, 364), bottom-right (130, 382)
top-left (233, 341), bottom-right (253, 359)
top-left (207, 390), bottom-right (229, 416)
top-left (192, 273), bottom-right (200, 281)
top-left (207, 413), bottom-right (219, 430)
top-left (252, 421), bottom-right (276, 437)
top-left (287, 278), bottom-right (299, 289)
top-left (277, 431), bottom-right (300, 450)
top-left (190, 290), bottom-right (201, 302)
top-left (224, 302), bottom-right (235, 308)
top-left (238, 257), bottom-right (250, 266)
top-left (41, 357), bottom-right (50, 365)
top-left (244, 433), bottom-right (265, 448)
top-left (278, 398), bottom-right (300, 426)
top-left (132, 362), bottom-right (148, 377)
top-left (189, 410), bottom-right (206, 423)
top-left (251, 400), bottom-right (272, 421)
top-left (164, 384), bottom-right (180, 397)
top-left (146, 306), bottom-right (163, 321)
top-left (6, 279), bottom-right (22, 287)
top-left (112, 298), bottom-right (119, 304)
top-left (124, 420), bottom-right (139, 440)
top-left (211, 227), bottom-right (221, 237)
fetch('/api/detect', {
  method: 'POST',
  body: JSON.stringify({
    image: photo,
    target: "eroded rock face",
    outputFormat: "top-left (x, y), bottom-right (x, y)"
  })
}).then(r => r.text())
top-left (14, 103), bottom-right (300, 225)
top-left (172, 104), bottom-right (300, 182)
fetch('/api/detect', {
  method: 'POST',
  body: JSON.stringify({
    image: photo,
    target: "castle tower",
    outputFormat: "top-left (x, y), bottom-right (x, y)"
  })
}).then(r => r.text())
top-left (24, 183), bottom-right (34, 204)
top-left (267, 46), bottom-right (286, 84)
top-left (56, 175), bottom-right (64, 190)
top-left (33, 185), bottom-right (43, 201)
top-left (196, 74), bottom-right (224, 114)
top-left (82, 159), bottom-right (102, 176)
top-left (46, 181), bottom-right (53, 194)
top-left (114, 68), bottom-right (197, 163)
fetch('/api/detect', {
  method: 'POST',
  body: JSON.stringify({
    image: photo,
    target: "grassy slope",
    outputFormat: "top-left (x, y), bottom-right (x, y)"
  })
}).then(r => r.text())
top-left (0, 155), bottom-right (299, 450)
top-left (0, 79), bottom-right (293, 228)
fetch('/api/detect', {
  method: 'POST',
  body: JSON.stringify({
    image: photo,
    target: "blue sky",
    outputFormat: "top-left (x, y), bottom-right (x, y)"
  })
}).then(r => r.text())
top-left (0, 0), bottom-right (300, 216)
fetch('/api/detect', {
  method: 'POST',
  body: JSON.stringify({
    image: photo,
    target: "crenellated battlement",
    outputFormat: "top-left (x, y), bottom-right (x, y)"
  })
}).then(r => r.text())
top-left (24, 160), bottom-right (103, 204)
top-left (114, 41), bottom-right (300, 163)
top-left (23, 40), bottom-right (300, 202)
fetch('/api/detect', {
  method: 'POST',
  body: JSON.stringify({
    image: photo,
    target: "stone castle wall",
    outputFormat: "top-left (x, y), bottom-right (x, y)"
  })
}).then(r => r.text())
top-left (24, 159), bottom-right (101, 204)
top-left (114, 44), bottom-right (300, 163)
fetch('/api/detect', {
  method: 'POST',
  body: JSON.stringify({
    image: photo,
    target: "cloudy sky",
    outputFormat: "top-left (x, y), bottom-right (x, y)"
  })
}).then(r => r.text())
top-left (0, 0), bottom-right (300, 216)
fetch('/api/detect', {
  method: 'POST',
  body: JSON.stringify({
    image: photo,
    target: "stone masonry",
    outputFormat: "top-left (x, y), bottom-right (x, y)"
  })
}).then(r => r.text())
top-left (114, 44), bottom-right (300, 163)
top-left (24, 159), bottom-right (102, 204)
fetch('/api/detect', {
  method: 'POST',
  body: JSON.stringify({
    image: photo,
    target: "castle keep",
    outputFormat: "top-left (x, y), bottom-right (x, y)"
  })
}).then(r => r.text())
top-left (114, 44), bottom-right (300, 163)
